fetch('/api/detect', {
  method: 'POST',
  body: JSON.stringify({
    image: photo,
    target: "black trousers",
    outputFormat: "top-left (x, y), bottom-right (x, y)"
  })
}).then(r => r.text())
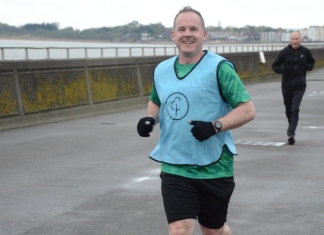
top-left (282, 87), bottom-right (306, 136)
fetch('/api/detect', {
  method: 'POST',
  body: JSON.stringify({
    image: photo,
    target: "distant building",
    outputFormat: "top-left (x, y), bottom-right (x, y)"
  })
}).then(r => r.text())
top-left (207, 31), bottom-right (244, 41)
top-left (307, 28), bottom-right (317, 41)
top-left (307, 26), bottom-right (324, 41)
top-left (299, 29), bottom-right (308, 39)
top-left (281, 32), bottom-right (290, 42)
top-left (260, 31), bottom-right (281, 42)
top-left (141, 33), bottom-right (154, 41)
top-left (210, 26), bottom-right (324, 43)
top-left (208, 31), bottom-right (230, 40)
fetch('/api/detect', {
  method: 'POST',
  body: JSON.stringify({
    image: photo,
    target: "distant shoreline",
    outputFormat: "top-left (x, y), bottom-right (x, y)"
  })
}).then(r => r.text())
top-left (0, 36), bottom-right (241, 45)
top-left (0, 36), bottom-right (176, 45)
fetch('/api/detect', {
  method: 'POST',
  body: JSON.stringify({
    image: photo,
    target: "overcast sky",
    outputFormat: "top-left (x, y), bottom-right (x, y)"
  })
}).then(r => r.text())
top-left (1, 0), bottom-right (323, 31)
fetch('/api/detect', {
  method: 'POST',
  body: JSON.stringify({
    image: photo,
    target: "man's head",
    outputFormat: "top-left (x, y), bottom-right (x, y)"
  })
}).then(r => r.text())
top-left (172, 6), bottom-right (206, 63)
top-left (290, 31), bottom-right (302, 49)
top-left (173, 6), bottom-right (205, 30)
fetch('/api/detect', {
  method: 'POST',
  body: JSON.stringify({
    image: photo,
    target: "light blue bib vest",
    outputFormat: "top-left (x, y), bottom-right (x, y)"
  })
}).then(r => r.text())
top-left (150, 51), bottom-right (237, 166)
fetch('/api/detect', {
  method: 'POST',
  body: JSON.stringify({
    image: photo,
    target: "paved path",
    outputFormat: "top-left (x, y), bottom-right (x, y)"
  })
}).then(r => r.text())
top-left (1, 68), bottom-right (324, 235)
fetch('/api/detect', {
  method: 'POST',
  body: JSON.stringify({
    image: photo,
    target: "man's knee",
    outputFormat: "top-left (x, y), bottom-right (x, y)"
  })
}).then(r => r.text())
top-left (200, 224), bottom-right (232, 235)
top-left (291, 107), bottom-right (300, 115)
top-left (168, 219), bottom-right (196, 235)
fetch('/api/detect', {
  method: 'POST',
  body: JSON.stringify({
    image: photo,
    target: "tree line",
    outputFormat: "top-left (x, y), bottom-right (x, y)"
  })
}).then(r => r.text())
top-left (0, 21), bottom-right (287, 43)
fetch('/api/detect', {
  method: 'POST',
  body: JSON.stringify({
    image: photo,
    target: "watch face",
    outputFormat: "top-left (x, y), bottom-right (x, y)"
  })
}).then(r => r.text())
top-left (215, 121), bottom-right (222, 129)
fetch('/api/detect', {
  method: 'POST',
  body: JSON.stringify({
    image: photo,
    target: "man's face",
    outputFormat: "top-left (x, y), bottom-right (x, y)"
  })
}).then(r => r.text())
top-left (172, 12), bottom-right (206, 60)
top-left (290, 32), bottom-right (301, 49)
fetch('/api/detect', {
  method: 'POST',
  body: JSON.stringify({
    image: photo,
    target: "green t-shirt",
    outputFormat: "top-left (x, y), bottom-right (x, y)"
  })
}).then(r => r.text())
top-left (150, 58), bottom-right (251, 179)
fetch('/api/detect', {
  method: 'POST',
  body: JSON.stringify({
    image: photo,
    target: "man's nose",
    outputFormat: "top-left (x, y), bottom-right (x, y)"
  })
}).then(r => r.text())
top-left (184, 29), bottom-right (192, 36)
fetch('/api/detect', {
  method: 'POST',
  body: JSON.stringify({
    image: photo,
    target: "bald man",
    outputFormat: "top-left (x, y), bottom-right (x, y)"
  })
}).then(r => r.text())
top-left (272, 31), bottom-right (315, 145)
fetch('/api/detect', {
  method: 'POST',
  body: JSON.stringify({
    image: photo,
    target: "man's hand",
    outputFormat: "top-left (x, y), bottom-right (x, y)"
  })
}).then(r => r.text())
top-left (188, 120), bottom-right (216, 142)
top-left (137, 117), bottom-right (155, 137)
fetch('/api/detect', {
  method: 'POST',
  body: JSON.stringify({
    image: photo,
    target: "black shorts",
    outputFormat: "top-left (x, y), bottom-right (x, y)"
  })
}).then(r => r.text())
top-left (160, 172), bottom-right (235, 229)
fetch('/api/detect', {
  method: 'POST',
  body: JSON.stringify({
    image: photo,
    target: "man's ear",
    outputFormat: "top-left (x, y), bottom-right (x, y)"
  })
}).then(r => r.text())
top-left (171, 31), bottom-right (175, 42)
top-left (203, 30), bottom-right (207, 41)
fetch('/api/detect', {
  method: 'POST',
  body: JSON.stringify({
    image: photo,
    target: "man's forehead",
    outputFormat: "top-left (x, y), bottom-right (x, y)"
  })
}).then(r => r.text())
top-left (291, 32), bottom-right (300, 38)
top-left (175, 13), bottom-right (203, 27)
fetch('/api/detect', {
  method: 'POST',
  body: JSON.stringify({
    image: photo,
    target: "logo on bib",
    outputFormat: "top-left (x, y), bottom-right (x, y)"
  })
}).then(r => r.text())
top-left (166, 92), bottom-right (189, 120)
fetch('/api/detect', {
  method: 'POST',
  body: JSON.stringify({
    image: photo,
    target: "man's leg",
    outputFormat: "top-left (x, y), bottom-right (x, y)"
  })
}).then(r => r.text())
top-left (288, 87), bottom-right (306, 136)
top-left (282, 88), bottom-right (295, 144)
top-left (282, 88), bottom-right (293, 128)
top-left (200, 223), bottom-right (232, 235)
top-left (198, 177), bottom-right (235, 235)
top-left (161, 172), bottom-right (199, 235)
top-left (168, 219), bottom-right (196, 235)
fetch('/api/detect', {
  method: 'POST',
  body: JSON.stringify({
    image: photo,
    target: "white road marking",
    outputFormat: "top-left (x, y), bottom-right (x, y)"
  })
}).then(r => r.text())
top-left (134, 177), bottom-right (152, 183)
top-left (235, 140), bottom-right (285, 147)
top-left (132, 168), bottom-right (160, 184)
top-left (308, 126), bottom-right (324, 129)
top-left (308, 91), bottom-right (324, 96)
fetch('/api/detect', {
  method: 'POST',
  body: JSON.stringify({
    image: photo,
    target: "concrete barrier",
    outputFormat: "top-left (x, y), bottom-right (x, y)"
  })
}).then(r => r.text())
top-left (1, 49), bottom-right (324, 131)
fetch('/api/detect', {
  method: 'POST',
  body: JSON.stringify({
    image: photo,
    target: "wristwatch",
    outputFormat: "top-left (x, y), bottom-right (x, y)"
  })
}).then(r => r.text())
top-left (213, 121), bottom-right (222, 133)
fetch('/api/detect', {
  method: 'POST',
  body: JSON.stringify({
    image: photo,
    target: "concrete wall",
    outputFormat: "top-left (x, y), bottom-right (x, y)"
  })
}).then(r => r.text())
top-left (1, 49), bottom-right (324, 131)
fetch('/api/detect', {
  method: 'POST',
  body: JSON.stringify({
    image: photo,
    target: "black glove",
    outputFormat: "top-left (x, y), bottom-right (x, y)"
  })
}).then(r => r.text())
top-left (189, 120), bottom-right (216, 142)
top-left (137, 117), bottom-right (155, 137)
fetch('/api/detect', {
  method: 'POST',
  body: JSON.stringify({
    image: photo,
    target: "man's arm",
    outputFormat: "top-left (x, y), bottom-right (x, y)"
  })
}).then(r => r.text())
top-left (146, 100), bottom-right (160, 125)
top-left (272, 49), bottom-right (292, 74)
top-left (305, 50), bottom-right (316, 71)
top-left (216, 100), bottom-right (255, 132)
top-left (217, 61), bottom-right (255, 131)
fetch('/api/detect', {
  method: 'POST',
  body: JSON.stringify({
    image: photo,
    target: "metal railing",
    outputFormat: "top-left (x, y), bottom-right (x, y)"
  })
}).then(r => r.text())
top-left (1, 43), bottom-right (324, 61)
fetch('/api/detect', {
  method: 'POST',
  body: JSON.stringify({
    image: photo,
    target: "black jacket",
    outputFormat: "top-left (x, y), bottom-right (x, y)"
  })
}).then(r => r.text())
top-left (272, 44), bottom-right (315, 88)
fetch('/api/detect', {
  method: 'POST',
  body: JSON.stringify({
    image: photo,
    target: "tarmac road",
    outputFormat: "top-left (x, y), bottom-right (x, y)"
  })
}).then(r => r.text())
top-left (1, 68), bottom-right (324, 235)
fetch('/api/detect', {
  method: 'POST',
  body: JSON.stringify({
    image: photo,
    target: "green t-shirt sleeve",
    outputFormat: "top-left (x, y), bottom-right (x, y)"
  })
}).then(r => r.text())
top-left (217, 61), bottom-right (251, 108)
top-left (149, 81), bottom-right (161, 106)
